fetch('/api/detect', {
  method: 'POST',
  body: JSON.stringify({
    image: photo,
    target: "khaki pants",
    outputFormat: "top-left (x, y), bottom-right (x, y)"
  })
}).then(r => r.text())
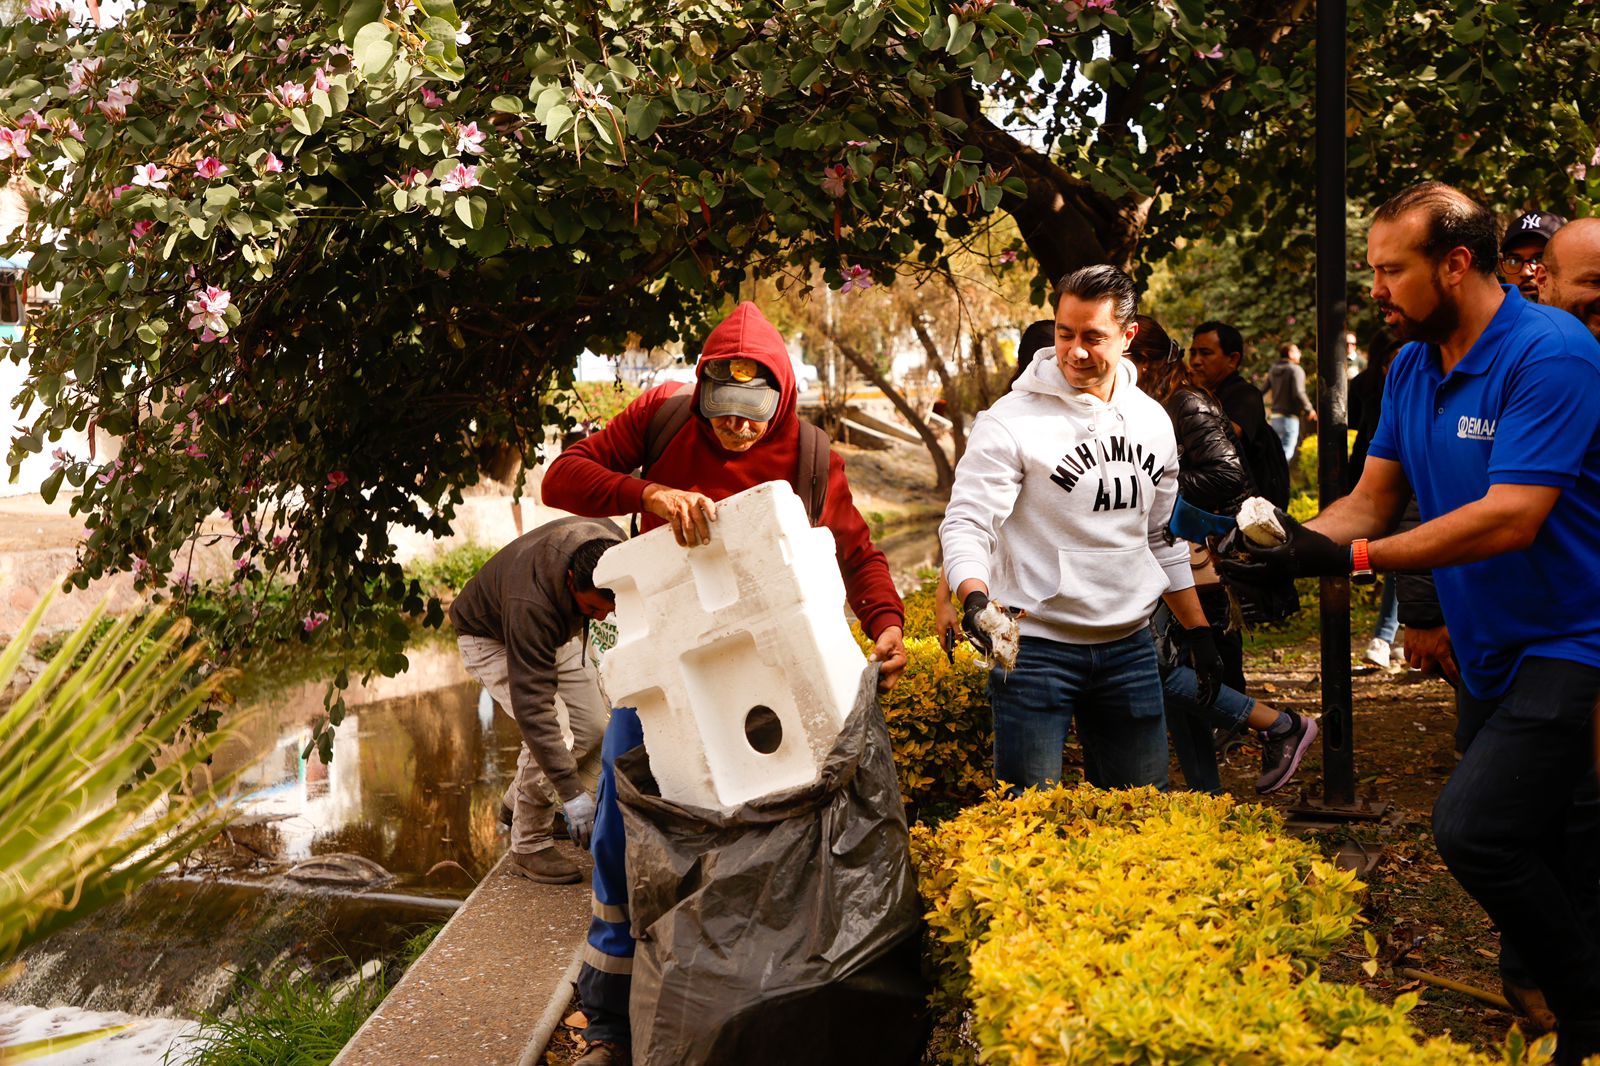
top-left (457, 634), bottom-right (608, 854)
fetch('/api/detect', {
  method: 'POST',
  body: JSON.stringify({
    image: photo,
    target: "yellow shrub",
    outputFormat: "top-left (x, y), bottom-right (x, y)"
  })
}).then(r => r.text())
top-left (912, 786), bottom-right (1553, 1066)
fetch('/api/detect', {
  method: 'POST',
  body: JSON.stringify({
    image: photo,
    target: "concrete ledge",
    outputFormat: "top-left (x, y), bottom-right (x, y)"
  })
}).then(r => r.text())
top-left (332, 845), bottom-right (592, 1066)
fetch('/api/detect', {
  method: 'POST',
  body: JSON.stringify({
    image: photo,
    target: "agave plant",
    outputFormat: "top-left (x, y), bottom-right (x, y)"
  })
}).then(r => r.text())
top-left (0, 588), bottom-right (242, 965)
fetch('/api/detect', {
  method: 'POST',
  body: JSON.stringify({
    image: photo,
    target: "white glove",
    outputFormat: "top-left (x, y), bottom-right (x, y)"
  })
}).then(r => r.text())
top-left (563, 792), bottom-right (597, 849)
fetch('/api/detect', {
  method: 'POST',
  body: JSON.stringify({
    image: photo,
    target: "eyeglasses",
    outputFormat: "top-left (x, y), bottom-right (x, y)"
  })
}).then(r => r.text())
top-left (702, 357), bottom-right (762, 383)
top-left (1499, 253), bottom-right (1542, 274)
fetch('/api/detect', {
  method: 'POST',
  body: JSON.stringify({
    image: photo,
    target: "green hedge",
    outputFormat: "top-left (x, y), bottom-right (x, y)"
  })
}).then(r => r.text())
top-left (912, 786), bottom-right (1554, 1066)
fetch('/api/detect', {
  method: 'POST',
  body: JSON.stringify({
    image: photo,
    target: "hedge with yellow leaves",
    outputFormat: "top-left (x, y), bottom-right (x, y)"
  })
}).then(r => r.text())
top-left (912, 786), bottom-right (1554, 1066)
top-left (856, 575), bottom-right (994, 806)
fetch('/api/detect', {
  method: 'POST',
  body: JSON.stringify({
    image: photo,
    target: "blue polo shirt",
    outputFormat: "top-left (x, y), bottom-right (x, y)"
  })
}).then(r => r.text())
top-left (1368, 287), bottom-right (1600, 700)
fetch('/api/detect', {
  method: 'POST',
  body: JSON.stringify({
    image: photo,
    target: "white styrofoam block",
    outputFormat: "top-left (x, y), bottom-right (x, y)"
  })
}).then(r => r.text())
top-left (593, 480), bottom-right (868, 810)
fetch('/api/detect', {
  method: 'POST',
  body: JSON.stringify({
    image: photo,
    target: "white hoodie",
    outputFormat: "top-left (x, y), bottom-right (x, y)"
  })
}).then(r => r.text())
top-left (940, 347), bottom-right (1192, 645)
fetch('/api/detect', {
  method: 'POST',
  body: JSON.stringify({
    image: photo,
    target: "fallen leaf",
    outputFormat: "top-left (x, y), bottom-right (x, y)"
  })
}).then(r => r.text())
top-left (565, 1010), bottom-right (589, 1029)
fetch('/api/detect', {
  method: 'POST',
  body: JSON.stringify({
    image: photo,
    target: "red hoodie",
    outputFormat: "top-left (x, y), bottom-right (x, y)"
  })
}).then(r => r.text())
top-left (542, 302), bottom-right (904, 639)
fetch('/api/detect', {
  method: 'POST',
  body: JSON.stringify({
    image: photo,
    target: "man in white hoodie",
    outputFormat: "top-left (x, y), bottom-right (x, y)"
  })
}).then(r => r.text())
top-left (941, 265), bottom-right (1224, 791)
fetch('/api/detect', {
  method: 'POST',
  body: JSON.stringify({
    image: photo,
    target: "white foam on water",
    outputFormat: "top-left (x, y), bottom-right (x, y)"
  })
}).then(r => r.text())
top-left (0, 1003), bottom-right (197, 1065)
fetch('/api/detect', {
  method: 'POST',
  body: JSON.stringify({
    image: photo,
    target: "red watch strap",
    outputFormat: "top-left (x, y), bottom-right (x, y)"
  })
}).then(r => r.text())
top-left (1350, 538), bottom-right (1371, 573)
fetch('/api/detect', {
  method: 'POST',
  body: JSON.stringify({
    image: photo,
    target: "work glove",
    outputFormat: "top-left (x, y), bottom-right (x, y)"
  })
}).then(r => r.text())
top-left (1185, 625), bottom-right (1225, 708)
top-left (960, 590), bottom-right (992, 656)
top-left (563, 792), bottom-right (597, 850)
top-left (1216, 507), bottom-right (1349, 582)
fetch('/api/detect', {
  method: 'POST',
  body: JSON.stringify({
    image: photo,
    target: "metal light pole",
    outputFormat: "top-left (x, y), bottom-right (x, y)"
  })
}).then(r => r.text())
top-left (1314, 0), bottom-right (1355, 811)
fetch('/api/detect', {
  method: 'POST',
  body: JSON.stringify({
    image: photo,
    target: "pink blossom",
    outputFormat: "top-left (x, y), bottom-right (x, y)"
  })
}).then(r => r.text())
top-left (194, 156), bottom-right (228, 179)
top-left (439, 163), bottom-right (479, 192)
top-left (272, 534), bottom-right (288, 547)
top-left (454, 121), bottom-right (486, 155)
top-left (260, 151), bottom-right (285, 174)
top-left (96, 459), bottom-right (122, 485)
top-left (58, 118), bottom-right (84, 142)
top-left (16, 110), bottom-right (45, 130)
top-left (131, 162), bottom-right (169, 188)
top-left (302, 610), bottom-right (329, 632)
top-left (25, 0), bottom-right (63, 21)
top-left (312, 67), bottom-right (332, 93)
top-left (130, 220), bottom-right (156, 240)
top-left (186, 284), bottom-right (232, 337)
top-left (109, 183), bottom-right (133, 199)
top-left (131, 556), bottom-right (150, 579)
top-left (218, 111), bottom-right (241, 129)
top-left (234, 557), bottom-right (251, 571)
top-left (184, 442), bottom-right (208, 458)
top-left (1194, 43), bottom-right (1224, 59)
top-left (172, 572), bottom-right (198, 594)
top-left (275, 37), bottom-right (294, 65)
top-left (840, 264), bottom-right (874, 294)
top-left (325, 470), bottom-right (348, 490)
top-left (846, 140), bottom-right (872, 148)
top-left (1064, 0), bottom-right (1117, 20)
top-left (49, 446), bottom-right (71, 471)
top-left (420, 87), bottom-right (445, 109)
top-left (66, 57), bottom-right (103, 96)
top-left (401, 167), bottom-right (428, 187)
top-left (0, 128), bottom-right (32, 161)
top-left (100, 79), bottom-right (138, 120)
top-left (820, 163), bottom-right (852, 199)
top-left (276, 80), bottom-right (308, 107)
top-left (1286, 314), bottom-right (1297, 325)
top-left (999, 250), bottom-right (1018, 264)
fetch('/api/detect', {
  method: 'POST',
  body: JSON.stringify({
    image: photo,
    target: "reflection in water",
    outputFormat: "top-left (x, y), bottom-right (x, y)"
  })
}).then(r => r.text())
top-left (4, 645), bottom-right (528, 1026)
top-left (211, 649), bottom-right (524, 886)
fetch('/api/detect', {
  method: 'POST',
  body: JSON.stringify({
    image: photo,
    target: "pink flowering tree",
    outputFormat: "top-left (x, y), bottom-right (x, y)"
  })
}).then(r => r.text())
top-left (0, 0), bottom-right (1595, 750)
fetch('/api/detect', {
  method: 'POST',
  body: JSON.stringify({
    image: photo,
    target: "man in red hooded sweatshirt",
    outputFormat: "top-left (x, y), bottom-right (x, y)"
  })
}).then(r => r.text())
top-left (542, 301), bottom-right (906, 1066)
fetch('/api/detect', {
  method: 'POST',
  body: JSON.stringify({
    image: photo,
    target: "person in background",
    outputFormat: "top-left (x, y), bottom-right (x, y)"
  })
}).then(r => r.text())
top-left (1538, 216), bottom-right (1600, 342)
top-left (1188, 321), bottom-right (1290, 509)
top-left (1126, 315), bottom-right (1318, 795)
top-left (1500, 210), bottom-right (1564, 303)
top-left (1265, 342), bottom-right (1316, 460)
top-left (1348, 331), bottom-right (1404, 670)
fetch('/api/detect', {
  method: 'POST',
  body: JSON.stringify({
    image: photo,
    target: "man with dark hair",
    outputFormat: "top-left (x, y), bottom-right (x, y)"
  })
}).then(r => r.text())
top-left (1539, 216), bottom-right (1600, 342)
top-left (451, 517), bottom-right (623, 884)
top-left (1500, 210), bottom-right (1565, 303)
top-left (543, 300), bottom-right (906, 1066)
top-left (941, 264), bottom-right (1225, 794)
top-left (1189, 320), bottom-right (1290, 508)
top-left (1265, 342), bottom-right (1316, 459)
top-left (1220, 180), bottom-right (1600, 1065)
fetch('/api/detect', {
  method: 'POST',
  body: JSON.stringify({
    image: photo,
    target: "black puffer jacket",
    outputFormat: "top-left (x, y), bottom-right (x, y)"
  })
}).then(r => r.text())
top-left (1164, 386), bottom-right (1254, 516)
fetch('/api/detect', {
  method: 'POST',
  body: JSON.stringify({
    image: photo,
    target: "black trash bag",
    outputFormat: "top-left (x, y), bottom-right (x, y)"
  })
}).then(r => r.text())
top-left (613, 663), bottom-right (929, 1066)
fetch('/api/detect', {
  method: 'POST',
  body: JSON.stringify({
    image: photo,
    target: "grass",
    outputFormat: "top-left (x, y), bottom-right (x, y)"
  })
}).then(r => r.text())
top-left (164, 925), bottom-right (444, 1066)
top-left (166, 966), bottom-right (385, 1066)
top-left (1240, 576), bottom-right (1384, 655)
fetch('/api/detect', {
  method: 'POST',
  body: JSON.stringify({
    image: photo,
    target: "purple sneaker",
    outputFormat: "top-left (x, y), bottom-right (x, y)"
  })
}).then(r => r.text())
top-left (1257, 713), bottom-right (1319, 795)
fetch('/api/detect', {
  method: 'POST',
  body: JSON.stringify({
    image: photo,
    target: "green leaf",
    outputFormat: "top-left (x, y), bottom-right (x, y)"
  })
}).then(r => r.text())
top-left (39, 467), bottom-right (64, 505)
top-left (353, 23), bottom-right (397, 79)
top-left (103, 264), bottom-right (128, 295)
top-left (340, 0), bottom-right (383, 42)
top-left (454, 194), bottom-right (487, 230)
top-left (490, 94), bottom-right (524, 114)
top-left (625, 96), bottom-right (665, 140)
top-left (542, 103), bottom-right (574, 141)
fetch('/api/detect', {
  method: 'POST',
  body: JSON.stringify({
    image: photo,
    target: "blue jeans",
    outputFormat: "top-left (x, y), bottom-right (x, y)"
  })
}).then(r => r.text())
top-left (1373, 577), bottom-right (1399, 645)
top-left (1270, 414), bottom-right (1300, 459)
top-left (1434, 657), bottom-right (1600, 1059)
top-left (990, 630), bottom-right (1168, 793)
top-left (1163, 664), bottom-right (1257, 795)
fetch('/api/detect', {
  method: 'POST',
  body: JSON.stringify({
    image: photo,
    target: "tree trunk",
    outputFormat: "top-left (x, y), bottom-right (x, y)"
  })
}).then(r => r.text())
top-left (911, 313), bottom-right (966, 464)
top-left (818, 324), bottom-right (956, 494)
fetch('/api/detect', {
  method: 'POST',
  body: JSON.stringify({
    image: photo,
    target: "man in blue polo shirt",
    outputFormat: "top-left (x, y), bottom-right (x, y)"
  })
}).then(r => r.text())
top-left (1220, 181), bottom-right (1600, 1065)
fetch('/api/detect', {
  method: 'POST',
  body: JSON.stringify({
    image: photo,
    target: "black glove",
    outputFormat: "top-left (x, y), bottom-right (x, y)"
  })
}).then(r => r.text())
top-left (1215, 507), bottom-right (1349, 582)
top-left (1185, 625), bottom-right (1224, 708)
top-left (960, 590), bottom-right (992, 656)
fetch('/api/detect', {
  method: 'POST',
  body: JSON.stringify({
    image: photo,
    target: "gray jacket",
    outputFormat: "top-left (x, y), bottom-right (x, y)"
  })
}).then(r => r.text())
top-left (1266, 359), bottom-right (1313, 417)
top-left (449, 516), bottom-right (623, 801)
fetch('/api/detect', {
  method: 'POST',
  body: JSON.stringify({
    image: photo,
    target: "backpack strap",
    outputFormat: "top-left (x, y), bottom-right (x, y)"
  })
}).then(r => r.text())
top-left (632, 389), bottom-right (695, 537)
top-left (794, 421), bottom-right (831, 527)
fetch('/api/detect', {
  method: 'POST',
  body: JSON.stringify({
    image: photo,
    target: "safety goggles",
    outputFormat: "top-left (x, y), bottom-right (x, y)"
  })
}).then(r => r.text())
top-left (701, 357), bottom-right (764, 384)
